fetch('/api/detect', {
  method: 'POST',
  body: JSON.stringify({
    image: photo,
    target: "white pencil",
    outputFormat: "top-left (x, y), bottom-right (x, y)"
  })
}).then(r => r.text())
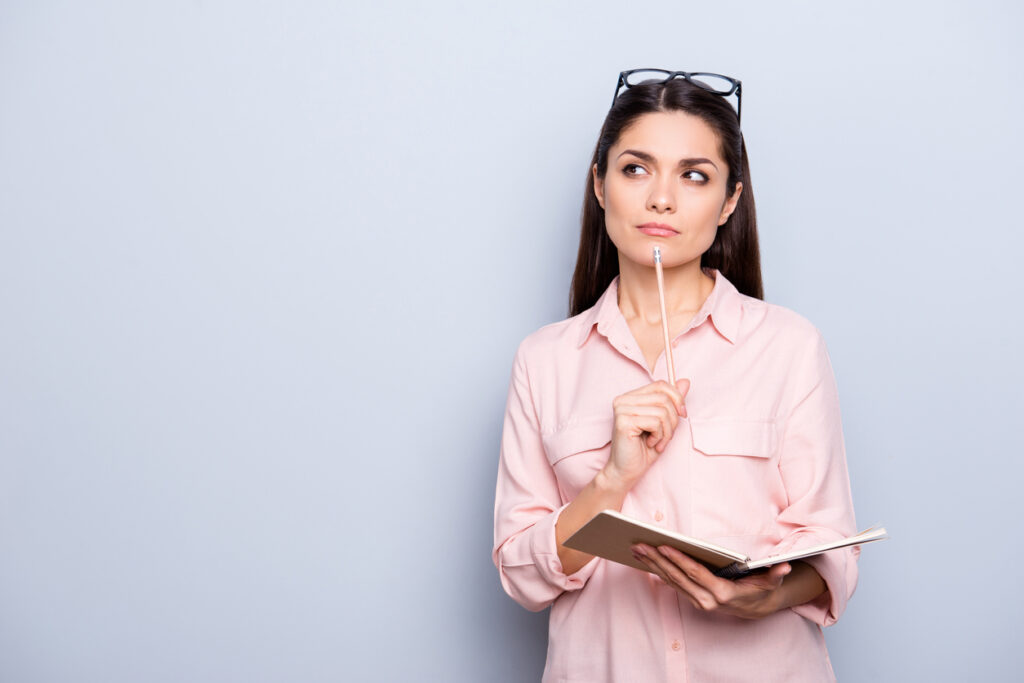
top-left (652, 246), bottom-right (676, 385)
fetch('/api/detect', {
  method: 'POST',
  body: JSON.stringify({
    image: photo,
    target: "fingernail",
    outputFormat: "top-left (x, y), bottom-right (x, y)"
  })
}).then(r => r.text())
top-left (631, 545), bottom-right (647, 557)
top-left (632, 551), bottom-right (644, 562)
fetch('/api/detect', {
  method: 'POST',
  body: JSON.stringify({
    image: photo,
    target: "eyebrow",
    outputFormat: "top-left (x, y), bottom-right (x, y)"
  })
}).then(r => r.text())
top-left (617, 149), bottom-right (719, 172)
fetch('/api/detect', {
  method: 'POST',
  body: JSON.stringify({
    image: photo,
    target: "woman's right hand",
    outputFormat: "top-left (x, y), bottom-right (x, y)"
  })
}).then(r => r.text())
top-left (555, 377), bottom-right (691, 575)
top-left (601, 378), bottom-right (690, 490)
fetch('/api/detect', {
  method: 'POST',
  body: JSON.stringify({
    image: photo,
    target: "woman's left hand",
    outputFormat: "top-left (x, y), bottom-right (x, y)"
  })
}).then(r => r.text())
top-left (631, 543), bottom-right (790, 620)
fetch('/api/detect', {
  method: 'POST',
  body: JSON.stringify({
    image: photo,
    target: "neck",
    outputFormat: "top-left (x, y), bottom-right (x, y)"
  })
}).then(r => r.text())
top-left (616, 254), bottom-right (715, 325)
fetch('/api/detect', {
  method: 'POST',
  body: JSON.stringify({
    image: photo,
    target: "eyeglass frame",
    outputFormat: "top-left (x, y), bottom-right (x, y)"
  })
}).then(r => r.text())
top-left (611, 68), bottom-right (742, 126)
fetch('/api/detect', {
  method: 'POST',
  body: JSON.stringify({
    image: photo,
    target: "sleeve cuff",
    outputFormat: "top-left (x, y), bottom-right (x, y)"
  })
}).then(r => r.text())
top-left (496, 503), bottom-right (600, 611)
top-left (774, 531), bottom-right (860, 627)
top-left (530, 502), bottom-right (601, 590)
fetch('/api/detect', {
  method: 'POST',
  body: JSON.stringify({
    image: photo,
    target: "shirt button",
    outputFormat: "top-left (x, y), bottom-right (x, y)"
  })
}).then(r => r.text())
top-left (671, 640), bottom-right (681, 651)
top-left (654, 510), bottom-right (664, 522)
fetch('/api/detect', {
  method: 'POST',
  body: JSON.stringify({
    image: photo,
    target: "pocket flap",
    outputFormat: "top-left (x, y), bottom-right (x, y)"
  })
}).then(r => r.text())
top-left (689, 418), bottom-right (778, 458)
top-left (542, 417), bottom-right (614, 466)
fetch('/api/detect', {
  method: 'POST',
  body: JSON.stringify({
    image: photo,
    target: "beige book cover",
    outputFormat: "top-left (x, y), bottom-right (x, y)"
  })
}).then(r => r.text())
top-left (564, 509), bottom-right (888, 578)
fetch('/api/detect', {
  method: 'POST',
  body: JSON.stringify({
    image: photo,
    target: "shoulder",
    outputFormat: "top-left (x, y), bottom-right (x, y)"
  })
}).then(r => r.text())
top-left (511, 312), bottom-right (590, 372)
top-left (748, 296), bottom-right (836, 396)
top-left (731, 294), bottom-right (838, 408)
top-left (738, 291), bottom-right (826, 351)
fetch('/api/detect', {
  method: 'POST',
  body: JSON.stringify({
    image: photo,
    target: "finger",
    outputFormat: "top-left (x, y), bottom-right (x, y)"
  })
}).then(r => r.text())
top-left (624, 381), bottom-right (683, 416)
top-left (661, 379), bottom-right (689, 417)
top-left (619, 390), bottom-right (681, 428)
top-left (767, 562), bottom-right (792, 584)
top-left (614, 411), bottom-right (665, 444)
top-left (648, 403), bottom-right (675, 452)
top-left (641, 545), bottom-right (719, 610)
top-left (625, 409), bottom-right (669, 443)
top-left (654, 380), bottom-right (687, 422)
top-left (675, 378), bottom-right (691, 398)
top-left (675, 379), bottom-right (690, 417)
top-left (627, 398), bottom-right (678, 443)
top-left (641, 381), bottom-right (687, 418)
top-left (620, 404), bottom-right (674, 449)
top-left (656, 545), bottom-right (734, 605)
top-left (740, 563), bottom-right (791, 591)
top-left (653, 380), bottom-right (685, 416)
top-left (632, 546), bottom-right (703, 610)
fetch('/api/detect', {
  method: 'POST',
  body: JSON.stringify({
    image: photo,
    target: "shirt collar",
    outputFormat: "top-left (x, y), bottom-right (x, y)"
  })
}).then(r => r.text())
top-left (576, 268), bottom-right (742, 348)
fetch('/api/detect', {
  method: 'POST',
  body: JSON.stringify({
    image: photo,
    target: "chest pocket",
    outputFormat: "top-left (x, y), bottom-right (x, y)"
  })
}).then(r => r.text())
top-left (542, 416), bottom-right (614, 502)
top-left (690, 418), bottom-right (778, 459)
top-left (688, 418), bottom-right (782, 537)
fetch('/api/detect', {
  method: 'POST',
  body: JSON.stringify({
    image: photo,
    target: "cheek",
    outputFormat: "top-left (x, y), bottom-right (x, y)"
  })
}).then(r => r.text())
top-left (600, 188), bottom-right (633, 237)
top-left (602, 180), bottom-right (633, 213)
top-left (691, 198), bottom-right (730, 230)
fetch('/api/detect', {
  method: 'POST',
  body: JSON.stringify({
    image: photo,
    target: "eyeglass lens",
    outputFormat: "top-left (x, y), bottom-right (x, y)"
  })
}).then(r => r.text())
top-left (618, 70), bottom-right (740, 120)
top-left (623, 70), bottom-right (734, 95)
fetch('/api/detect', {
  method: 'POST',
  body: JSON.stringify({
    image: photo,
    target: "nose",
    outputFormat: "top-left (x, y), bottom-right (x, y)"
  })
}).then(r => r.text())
top-left (647, 175), bottom-right (676, 213)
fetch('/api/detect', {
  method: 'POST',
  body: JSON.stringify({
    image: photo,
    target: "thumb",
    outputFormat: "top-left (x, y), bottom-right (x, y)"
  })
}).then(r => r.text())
top-left (675, 378), bottom-right (691, 398)
top-left (674, 378), bottom-right (690, 418)
top-left (770, 562), bottom-right (792, 583)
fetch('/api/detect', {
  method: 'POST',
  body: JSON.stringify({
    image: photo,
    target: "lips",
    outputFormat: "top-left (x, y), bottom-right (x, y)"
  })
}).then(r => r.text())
top-left (637, 223), bottom-right (679, 237)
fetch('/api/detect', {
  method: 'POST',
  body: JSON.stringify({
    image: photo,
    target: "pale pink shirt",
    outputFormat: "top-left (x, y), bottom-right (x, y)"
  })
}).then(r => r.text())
top-left (493, 268), bottom-right (859, 682)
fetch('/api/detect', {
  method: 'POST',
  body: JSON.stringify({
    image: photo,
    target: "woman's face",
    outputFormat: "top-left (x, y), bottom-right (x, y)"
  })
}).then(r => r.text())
top-left (593, 110), bottom-right (742, 269)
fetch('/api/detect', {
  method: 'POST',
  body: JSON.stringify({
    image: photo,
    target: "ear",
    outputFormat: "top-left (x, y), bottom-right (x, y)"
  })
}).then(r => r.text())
top-left (592, 163), bottom-right (605, 209)
top-left (718, 181), bottom-right (743, 225)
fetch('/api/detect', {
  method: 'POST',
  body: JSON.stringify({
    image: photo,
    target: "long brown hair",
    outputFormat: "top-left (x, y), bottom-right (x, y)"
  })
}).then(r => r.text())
top-left (569, 78), bottom-right (763, 316)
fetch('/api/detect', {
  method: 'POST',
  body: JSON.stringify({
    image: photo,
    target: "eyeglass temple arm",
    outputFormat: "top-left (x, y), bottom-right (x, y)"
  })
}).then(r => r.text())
top-left (736, 83), bottom-right (742, 126)
top-left (612, 73), bottom-right (626, 107)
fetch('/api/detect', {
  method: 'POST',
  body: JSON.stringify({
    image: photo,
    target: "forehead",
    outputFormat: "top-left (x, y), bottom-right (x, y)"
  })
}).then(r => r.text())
top-left (613, 111), bottom-right (723, 163)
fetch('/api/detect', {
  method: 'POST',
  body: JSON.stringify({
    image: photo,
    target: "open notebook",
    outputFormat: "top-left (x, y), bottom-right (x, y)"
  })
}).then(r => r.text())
top-left (564, 509), bottom-right (888, 578)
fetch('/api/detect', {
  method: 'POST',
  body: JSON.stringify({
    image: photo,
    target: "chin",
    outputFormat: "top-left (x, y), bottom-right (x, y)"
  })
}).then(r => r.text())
top-left (610, 226), bottom-right (715, 267)
top-left (616, 245), bottom-right (689, 270)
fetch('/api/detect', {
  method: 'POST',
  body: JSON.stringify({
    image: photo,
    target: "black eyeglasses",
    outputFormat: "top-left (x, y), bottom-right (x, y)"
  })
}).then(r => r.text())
top-left (611, 68), bottom-right (742, 126)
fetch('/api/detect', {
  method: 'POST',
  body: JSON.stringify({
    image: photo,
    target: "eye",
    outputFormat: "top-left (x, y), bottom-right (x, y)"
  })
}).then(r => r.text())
top-left (683, 169), bottom-right (709, 183)
top-left (622, 163), bottom-right (648, 177)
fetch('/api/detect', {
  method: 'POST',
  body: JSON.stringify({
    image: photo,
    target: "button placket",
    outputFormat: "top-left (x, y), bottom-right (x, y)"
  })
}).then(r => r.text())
top-left (608, 319), bottom-right (654, 378)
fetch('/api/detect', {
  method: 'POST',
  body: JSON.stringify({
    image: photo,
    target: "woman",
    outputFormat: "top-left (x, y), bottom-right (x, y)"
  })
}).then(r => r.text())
top-left (492, 70), bottom-right (859, 682)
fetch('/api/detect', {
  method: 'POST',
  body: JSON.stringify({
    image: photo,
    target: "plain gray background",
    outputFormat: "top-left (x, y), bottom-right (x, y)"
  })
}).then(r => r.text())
top-left (1, 1), bottom-right (1021, 681)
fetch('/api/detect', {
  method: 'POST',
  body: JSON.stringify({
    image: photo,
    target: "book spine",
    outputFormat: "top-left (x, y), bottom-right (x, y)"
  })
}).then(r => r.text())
top-left (712, 563), bottom-right (751, 580)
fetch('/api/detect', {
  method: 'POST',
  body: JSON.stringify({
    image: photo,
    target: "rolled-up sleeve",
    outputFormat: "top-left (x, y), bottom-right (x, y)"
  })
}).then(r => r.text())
top-left (772, 329), bottom-right (859, 627)
top-left (492, 342), bottom-right (599, 612)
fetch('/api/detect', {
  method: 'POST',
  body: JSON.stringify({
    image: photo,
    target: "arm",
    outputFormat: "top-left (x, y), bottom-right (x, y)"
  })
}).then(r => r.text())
top-left (556, 378), bottom-right (692, 574)
top-left (633, 328), bottom-right (857, 622)
top-left (631, 546), bottom-right (825, 619)
top-left (769, 328), bottom-right (859, 626)
top-left (493, 342), bottom-right (689, 609)
top-left (772, 560), bottom-right (827, 611)
top-left (553, 469), bottom-right (630, 576)
top-left (492, 344), bottom-right (580, 612)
